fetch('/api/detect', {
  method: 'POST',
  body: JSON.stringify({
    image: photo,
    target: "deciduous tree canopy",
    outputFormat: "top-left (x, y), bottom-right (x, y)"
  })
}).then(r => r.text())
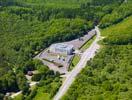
top-left (0, 0), bottom-right (132, 99)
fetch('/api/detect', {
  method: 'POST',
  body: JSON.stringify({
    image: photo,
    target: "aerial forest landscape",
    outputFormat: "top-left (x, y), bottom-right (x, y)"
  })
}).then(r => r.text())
top-left (0, 0), bottom-right (132, 100)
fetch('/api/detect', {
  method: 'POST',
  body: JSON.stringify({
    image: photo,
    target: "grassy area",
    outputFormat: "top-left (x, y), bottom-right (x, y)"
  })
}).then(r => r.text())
top-left (13, 93), bottom-right (24, 100)
top-left (69, 55), bottom-right (80, 71)
top-left (33, 88), bottom-right (50, 100)
top-left (69, 35), bottom-right (96, 71)
top-left (33, 78), bottom-right (61, 100)
top-left (101, 16), bottom-right (132, 36)
top-left (62, 16), bottom-right (132, 100)
top-left (23, 0), bottom-right (91, 8)
top-left (80, 35), bottom-right (96, 51)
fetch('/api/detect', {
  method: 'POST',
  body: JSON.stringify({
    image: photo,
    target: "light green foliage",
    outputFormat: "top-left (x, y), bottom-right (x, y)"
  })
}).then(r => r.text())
top-left (24, 63), bottom-right (61, 100)
top-left (80, 35), bottom-right (96, 51)
top-left (33, 90), bottom-right (50, 100)
top-left (102, 16), bottom-right (132, 45)
top-left (0, 0), bottom-right (130, 99)
top-left (69, 55), bottom-right (80, 71)
top-left (62, 16), bottom-right (132, 100)
top-left (32, 76), bottom-right (61, 100)
top-left (10, 0), bottom-right (91, 8)
top-left (13, 94), bottom-right (24, 100)
top-left (69, 35), bottom-right (96, 71)
top-left (100, 0), bottom-right (132, 28)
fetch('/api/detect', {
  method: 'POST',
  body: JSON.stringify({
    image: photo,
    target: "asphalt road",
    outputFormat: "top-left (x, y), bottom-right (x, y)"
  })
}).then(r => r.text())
top-left (53, 26), bottom-right (101, 100)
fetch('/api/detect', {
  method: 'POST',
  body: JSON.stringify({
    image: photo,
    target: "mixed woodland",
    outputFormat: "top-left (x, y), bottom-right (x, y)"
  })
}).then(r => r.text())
top-left (62, 11), bottom-right (132, 100)
top-left (0, 0), bottom-right (132, 100)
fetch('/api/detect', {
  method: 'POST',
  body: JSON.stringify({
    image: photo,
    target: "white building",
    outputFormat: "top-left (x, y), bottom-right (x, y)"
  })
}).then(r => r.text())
top-left (49, 43), bottom-right (74, 55)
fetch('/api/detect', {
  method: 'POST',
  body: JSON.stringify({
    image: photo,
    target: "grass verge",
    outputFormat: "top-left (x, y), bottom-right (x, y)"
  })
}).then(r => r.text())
top-left (80, 35), bottom-right (96, 51)
top-left (68, 55), bottom-right (80, 71)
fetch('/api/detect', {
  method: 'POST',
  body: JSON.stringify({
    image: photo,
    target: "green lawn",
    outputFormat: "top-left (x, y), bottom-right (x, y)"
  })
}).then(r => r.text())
top-left (69, 55), bottom-right (80, 71)
top-left (33, 77), bottom-right (61, 100)
top-left (33, 88), bottom-right (50, 100)
top-left (23, 0), bottom-right (91, 8)
top-left (69, 35), bottom-right (96, 71)
top-left (101, 16), bottom-right (132, 36)
top-left (62, 16), bottom-right (132, 100)
top-left (80, 35), bottom-right (96, 51)
top-left (13, 93), bottom-right (24, 100)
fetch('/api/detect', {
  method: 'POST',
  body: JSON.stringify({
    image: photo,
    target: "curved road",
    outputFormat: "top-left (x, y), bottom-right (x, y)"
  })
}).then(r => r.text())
top-left (53, 26), bottom-right (101, 100)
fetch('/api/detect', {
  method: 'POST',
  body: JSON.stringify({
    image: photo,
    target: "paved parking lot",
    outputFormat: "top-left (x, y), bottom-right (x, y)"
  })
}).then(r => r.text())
top-left (34, 29), bottom-right (96, 74)
top-left (38, 49), bottom-right (73, 74)
top-left (63, 29), bottom-right (96, 49)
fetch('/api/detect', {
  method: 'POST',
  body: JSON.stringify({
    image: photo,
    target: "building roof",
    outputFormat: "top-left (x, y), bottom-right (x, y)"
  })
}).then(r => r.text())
top-left (51, 43), bottom-right (74, 50)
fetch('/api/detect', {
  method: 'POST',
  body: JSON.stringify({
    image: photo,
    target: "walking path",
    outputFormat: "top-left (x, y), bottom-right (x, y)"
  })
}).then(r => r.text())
top-left (10, 91), bottom-right (22, 98)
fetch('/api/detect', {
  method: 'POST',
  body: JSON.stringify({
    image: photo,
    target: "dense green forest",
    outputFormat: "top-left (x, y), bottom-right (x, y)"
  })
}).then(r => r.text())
top-left (100, 0), bottom-right (132, 28)
top-left (62, 16), bottom-right (132, 100)
top-left (0, 0), bottom-right (132, 100)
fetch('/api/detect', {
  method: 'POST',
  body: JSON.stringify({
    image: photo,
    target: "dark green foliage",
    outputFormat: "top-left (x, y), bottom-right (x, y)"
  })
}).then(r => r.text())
top-left (0, 11), bottom-right (90, 98)
top-left (62, 16), bottom-right (132, 100)
top-left (0, 93), bottom-right (4, 100)
top-left (63, 46), bottom-right (132, 100)
top-left (31, 65), bottom-right (50, 82)
top-left (16, 72), bottom-right (29, 93)
top-left (0, 70), bottom-right (18, 93)
top-left (25, 87), bottom-right (37, 100)
top-left (0, 0), bottom-right (131, 99)
top-left (31, 73), bottom-right (42, 81)
top-left (100, 0), bottom-right (132, 28)
top-left (31, 67), bottom-right (61, 99)
top-left (90, 0), bottom-right (123, 6)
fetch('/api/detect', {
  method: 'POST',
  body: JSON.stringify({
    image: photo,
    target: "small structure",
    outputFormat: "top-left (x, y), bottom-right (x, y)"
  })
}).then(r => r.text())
top-left (49, 43), bottom-right (74, 55)
top-left (79, 37), bottom-right (84, 41)
top-left (27, 71), bottom-right (33, 76)
top-left (5, 93), bottom-right (11, 97)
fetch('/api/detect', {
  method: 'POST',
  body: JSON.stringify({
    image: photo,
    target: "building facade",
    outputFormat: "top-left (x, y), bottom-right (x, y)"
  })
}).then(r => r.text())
top-left (49, 43), bottom-right (74, 55)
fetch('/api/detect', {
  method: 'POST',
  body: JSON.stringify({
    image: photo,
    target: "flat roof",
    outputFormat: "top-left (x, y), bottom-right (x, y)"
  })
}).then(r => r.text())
top-left (51, 43), bottom-right (74, 49)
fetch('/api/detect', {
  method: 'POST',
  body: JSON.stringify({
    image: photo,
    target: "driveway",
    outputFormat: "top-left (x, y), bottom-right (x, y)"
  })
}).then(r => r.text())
top-left (53, 26), bottom-right (101, 100)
